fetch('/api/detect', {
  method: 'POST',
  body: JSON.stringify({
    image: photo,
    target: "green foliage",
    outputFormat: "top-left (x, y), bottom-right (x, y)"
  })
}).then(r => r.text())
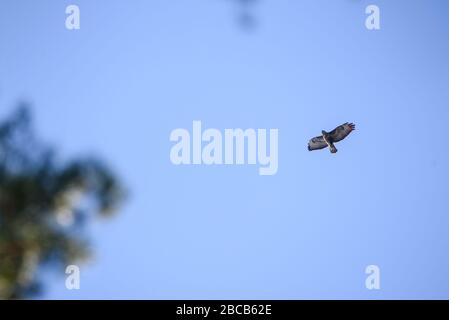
top-left (0, 106), bottom-right (124, 299)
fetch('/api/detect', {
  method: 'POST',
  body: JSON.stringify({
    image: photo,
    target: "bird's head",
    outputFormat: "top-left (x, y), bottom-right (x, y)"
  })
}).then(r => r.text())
top-left (321, 130), bottom-right (327, 135)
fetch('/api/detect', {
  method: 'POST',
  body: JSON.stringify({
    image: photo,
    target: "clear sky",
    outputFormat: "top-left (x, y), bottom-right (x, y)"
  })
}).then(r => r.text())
top-left (1, 0), bottom-right (449, 299)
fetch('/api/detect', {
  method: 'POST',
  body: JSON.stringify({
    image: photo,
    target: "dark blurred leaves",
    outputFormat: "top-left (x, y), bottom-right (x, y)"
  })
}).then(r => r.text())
top-left (227, 0), bottom-right (259, 30)
top-left (0, 105), bottom-right (125, 299)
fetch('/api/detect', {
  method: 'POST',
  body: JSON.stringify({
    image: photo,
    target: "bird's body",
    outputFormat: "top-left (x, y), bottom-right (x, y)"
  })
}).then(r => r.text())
top-left (321, 130), bottom-right (337, 153)
top-left (308, 123), bottom-right (355, 153)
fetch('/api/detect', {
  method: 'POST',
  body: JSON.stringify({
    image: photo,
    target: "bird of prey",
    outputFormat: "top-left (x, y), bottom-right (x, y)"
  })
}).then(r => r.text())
top-left (308, 123), bottom-right (355, 153)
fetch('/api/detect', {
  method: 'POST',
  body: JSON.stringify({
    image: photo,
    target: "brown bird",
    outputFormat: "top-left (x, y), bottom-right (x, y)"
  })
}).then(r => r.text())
top-left (308, 123), bottom-right (355, 153)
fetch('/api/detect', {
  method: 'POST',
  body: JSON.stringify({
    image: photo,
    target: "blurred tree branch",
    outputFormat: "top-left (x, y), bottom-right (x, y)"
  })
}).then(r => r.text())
top-left (226, 0), bottom-right (259, 30)
top-left (0, 105), bottom-right (125, 299)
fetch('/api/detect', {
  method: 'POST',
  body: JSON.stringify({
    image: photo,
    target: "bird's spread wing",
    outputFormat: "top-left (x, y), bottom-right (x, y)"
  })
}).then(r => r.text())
top-left (329, 122), bottom-right (355, 143)
top-left (308, 136), bottom-right (328, 151)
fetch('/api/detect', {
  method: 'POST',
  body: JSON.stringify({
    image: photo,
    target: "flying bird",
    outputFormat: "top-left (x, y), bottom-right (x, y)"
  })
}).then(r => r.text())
top-left (308, 123), bottom-right (355, 153)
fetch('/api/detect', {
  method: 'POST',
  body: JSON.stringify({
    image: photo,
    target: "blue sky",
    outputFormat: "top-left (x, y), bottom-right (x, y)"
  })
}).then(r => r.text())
top-left (1, 0), bottom-right (449, 299)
